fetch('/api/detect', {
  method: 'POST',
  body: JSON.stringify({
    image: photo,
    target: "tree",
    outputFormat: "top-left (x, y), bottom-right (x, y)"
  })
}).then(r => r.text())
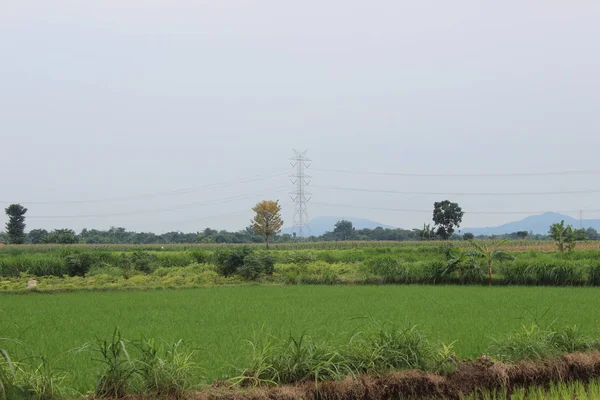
top-left (467, 240), bottom-right (514, 286)
top-left (432, 200), bottom-right (464, 240)
top-left (28, 229), bottom-right (48, 244)
top-left (586, 227), bottom-right (600, 240)
top-left (548, 220), bottom-right (579, 252)
top-left (516, 231), bottom-right (529, 240)
top-left (5, 204), bottom-right (27, 244)
top-left (251, 200), bottom-right (283, 249)
top-left (463, 232), bottom-right (475, 240)
top-left (43, 229), bottom-right (78, 244)
top-left (333, 220), bottom-right (355, 241)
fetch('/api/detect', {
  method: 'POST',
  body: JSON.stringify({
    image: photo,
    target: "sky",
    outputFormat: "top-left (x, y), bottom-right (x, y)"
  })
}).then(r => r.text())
top-left (1, 1), bottom-right (599, 234)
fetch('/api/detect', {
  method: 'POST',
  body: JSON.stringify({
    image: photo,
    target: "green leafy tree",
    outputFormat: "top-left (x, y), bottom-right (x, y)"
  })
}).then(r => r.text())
top-left (5, 204), bottom-right (27, 244)
top-left (516, 231), bottom-right (529, 239)
top-left (467, 239), bottom-right (514, 286)
top-left (43, 229), bottom-right (78, 244)
top-left (28, 228), bottom-right (48, 244)
top-left (463, 232), bottom-right (475, 241)
top-left (432, 200), bottom-right (464, 240)
top-left (251, 200), bottom-right (283, 249)
top-left (585, 227), bottom-right (600, 240)
top-left (333, 220), bottom-right (355, 241)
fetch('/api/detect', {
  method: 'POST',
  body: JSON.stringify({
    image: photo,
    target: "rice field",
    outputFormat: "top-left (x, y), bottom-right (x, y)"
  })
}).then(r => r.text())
top-left (3, 285), bottom-right (600, 394)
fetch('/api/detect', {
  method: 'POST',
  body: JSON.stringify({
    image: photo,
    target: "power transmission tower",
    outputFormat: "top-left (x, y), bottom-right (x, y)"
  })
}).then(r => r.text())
top-left (290, 150), bottom-right (311, 238)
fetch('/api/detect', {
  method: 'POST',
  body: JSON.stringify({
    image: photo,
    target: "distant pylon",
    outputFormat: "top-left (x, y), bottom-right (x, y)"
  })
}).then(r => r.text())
top-left (290, 150), bottom-right (311, 238)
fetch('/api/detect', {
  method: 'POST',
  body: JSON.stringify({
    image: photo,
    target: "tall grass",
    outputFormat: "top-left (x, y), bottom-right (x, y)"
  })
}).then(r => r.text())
top-left (134, 337), bottom-right (198, 398)
top-left (489, 324), bottom-right (598, 363)
top-left (231, 321), bottom-right (455, 387)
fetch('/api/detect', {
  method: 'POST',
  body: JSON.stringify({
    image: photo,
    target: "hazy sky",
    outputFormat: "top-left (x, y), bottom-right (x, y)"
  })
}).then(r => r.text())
top-left (1, 1), bottom-right (599, 233)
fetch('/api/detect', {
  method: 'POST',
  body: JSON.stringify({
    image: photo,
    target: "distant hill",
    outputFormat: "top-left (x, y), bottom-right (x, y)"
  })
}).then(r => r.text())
top-left (282, 216), bottom-right (396, 237)
top-left (462, 212), bottom-right (600, 236)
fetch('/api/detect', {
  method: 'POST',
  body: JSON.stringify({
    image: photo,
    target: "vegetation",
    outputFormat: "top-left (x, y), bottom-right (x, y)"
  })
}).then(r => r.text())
top-left (548, 220), bottom-right (586, 252)
top-left (465, 239), bottom-right (514, 286)
top-left (432, 200), bottom-right (464, 240)
top-left (3, 240), bottom-right (600, 291)
top-left (251, 200), bottom-right (283, 249)
top-left (5, 204), bottom-right (27, 245)
top-left (2, 286), bottom-right (600, 397)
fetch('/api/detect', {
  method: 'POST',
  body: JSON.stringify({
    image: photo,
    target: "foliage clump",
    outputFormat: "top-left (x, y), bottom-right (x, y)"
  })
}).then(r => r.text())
top-left (214, 247), bottom-right (274, 280)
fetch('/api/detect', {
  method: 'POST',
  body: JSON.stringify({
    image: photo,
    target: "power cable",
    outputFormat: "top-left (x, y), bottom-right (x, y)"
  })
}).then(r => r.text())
top-left (310, 201), bottom-right (600, 215)
top-left (27, 185), bottom-right (290, 219)
top-left (312, 185), bottom-right (600, 196)
top-left (312, 168), bottom-right (600, 178)
top-left (0, 171), bottom-right (289, 205)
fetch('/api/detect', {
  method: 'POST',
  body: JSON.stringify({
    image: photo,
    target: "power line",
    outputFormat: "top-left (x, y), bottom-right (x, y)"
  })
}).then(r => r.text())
top-left (27, 185), bottom-right (289, 219)
top-left (0, 171), bottom-right (288, 205)
top-left (142, 202), bottom-right (296, 228)
top-left (312, 168), bottom-right (600, 178)
top-left (312, 185), bottom-right (600, 196)
top-left (310, 201), bottom-right (600, 215)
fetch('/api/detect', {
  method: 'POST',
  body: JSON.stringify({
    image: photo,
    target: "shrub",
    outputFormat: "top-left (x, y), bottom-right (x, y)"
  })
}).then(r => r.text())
top-left (237, 253), bottom-right (275, 281)
top-left (214, 248), bottom-right (273, 280)
top-left (214, 247), bottom-right (253, 277)
top-left (155, 253), bottom-right (193, 268)
top-left (237, 254), bottom-right (264, 281)
top-left (284, 251), bottom-right (316, 267)
top-left (255, 252), bottom-right (275, 275)
top-left (119, 251), bottom-right (157, 275)
top-left (364, 255), bottom-right (404, 283)
top-left (65, 253), bottom-right (94, 277)
top-left (189, 251), bottom-right (211, 264)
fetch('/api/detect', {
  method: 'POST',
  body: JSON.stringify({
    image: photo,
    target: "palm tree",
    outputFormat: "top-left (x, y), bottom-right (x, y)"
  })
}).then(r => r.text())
top-left (467, 240), bottom-right (514, 286)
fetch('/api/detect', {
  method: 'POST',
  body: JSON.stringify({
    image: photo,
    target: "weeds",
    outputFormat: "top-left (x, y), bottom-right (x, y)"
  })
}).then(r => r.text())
top-left (134, 337), bottom-right (198, 398)
top-left (489, 323), bottom-right (598, 363)
top-left (231, 321), bottom-right (455, 387)
top-left (16, 356), bottom-right (66, 400)
top-left (85, 328), bottom-right (136, 398)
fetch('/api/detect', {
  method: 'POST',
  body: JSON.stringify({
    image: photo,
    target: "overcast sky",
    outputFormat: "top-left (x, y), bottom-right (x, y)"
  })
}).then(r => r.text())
top-left (1, 1), bottom-right (599, 234)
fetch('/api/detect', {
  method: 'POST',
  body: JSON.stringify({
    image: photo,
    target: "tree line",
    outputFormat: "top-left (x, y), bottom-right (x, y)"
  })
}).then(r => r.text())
top-left (2, 200), bottom-right (599, 245)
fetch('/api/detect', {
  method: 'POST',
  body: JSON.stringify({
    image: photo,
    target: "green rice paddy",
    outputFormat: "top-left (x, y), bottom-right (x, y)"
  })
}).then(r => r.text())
top-left (2, 285), bottom-right (600, 393)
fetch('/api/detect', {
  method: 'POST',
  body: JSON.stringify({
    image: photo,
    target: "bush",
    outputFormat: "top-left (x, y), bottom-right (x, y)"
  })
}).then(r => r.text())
top-left (364, 255), bottom-right (404, 283)
top-left (237, 254), bottom-right (265, 280)
top-left (214, 247), bottom-right (253, 277)
top-left (284, 251), bottom-right (316, 266)
top-left (119, 251), bottom-right (157, 275)
top-left (214, 248), bottom-right (275, 280)
top-left (189, 250), bottom-right (211, 264)
top-left (65, 252), bottom-right (94, 277)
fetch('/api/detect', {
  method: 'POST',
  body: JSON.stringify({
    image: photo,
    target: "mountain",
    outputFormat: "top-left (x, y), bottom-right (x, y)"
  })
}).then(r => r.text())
top-left (282, 216), bottom-right (396, 237)
top-left (462, 212), bottom-right (600, 236)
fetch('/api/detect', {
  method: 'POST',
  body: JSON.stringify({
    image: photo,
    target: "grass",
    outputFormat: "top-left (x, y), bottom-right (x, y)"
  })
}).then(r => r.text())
top-left (464, 379), bottom-right (600, 399)
top-left (5, 243), bottom-right (600, 289)
top-left (2, 285), bottom-right (600, 394)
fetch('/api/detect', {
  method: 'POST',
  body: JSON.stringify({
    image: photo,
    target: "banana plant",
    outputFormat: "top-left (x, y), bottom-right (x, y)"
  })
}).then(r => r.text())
top-left (466, 240), bottom-right (514, 286)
